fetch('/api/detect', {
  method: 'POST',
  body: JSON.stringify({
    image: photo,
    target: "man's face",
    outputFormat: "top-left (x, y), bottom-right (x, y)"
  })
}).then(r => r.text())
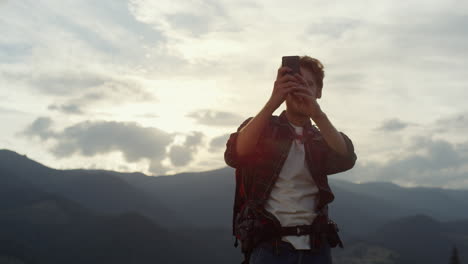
top-left (285, 66), bottom-right (321, 116)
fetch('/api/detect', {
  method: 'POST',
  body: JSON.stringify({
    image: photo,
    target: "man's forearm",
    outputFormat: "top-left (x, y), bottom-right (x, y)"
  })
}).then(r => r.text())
top-left (236, 103), bottom-right (276, 157)
top-left (311, 111), bottom-right (348, 155)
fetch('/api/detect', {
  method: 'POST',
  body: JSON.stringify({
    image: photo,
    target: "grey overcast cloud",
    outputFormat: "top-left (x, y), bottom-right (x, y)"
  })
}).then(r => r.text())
top-left (1, 0), bottom-right (467, 188)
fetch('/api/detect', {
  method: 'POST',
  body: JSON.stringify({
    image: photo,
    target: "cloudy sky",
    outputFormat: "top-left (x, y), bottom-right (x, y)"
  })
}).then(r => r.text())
top-left (1, 0), bottom-right (467, 189)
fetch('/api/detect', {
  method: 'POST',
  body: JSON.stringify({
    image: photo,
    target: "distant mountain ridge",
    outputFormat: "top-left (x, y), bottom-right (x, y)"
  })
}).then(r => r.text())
top-left (1, 148), bottom-right (467, 264)
top-left (0, 181), bottom-right (196, 263)
top-left (2, 148), bottom-right (468, 235)
top-left (0, 149), bottom-right (187, 229)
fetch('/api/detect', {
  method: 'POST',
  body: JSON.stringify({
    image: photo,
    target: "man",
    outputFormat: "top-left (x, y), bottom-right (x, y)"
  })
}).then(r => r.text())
top-left (224, 56), bottom-right (357, 264)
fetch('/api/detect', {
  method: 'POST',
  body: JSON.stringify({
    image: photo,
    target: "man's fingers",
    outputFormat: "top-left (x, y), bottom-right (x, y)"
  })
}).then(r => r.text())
top-left (292, 91), bottom-right (312, 98)
top-left (276, 78), bottom-right (299, 90)
top-left (277, 66), bottom-right (292, 79)
top-left (278, 73), bottom-right (295, 82)
top-left (285, 87), bottom-right (302, 93)
top-left (283, 81), bottom-right (299, 88)
top-left (278, 74), bottom-right (299, 84)
top-left (293, 73), bottom-right (306, 84)
top-left (290, 86), bottom-right (313, 95)
top-left (286, 87), bottom-right (315, 100)
top-left (280, 83), bottom-right (299, 95)
top-left (285, 88), bottom-right (303, 97)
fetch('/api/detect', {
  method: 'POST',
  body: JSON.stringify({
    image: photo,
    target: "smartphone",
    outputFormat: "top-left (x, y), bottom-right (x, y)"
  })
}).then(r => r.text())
top-left (282, 56), bottom-right (300, 76)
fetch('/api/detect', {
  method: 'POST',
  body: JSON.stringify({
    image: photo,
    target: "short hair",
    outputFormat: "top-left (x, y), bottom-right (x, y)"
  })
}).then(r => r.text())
top-left (299, 56), bottom-right (325, 89)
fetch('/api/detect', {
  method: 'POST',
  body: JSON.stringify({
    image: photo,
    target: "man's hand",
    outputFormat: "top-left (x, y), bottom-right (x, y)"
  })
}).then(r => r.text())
top-left (266, 67), bottom-right (305, 112)
top-left (288, 73), bottom-right (324, 120)
top-left (290, 73), bottom-right (349, 156)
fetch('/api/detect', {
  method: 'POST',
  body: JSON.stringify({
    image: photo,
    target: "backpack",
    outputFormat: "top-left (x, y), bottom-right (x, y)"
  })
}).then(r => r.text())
top-left (233, 199), bottom-right (281, 264)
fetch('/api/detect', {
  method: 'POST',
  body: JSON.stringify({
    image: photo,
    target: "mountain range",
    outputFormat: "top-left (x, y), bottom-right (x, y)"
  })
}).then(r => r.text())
top-left (0, 149), bottom-right (466, 264)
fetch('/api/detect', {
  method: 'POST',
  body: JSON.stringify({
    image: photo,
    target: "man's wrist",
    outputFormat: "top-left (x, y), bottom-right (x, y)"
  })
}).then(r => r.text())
top-left (263, 101), bottom-right (277, 115)
top-left (310, 110), bottom-right (327, 122)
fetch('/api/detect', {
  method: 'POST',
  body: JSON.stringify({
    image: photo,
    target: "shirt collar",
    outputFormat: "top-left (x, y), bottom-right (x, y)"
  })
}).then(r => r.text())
top-left (279, 109), bottom-right (315, 131)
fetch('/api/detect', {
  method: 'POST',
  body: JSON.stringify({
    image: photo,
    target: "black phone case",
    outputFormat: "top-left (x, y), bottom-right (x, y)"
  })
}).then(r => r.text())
top-left (282, 56), bottom-right (300, 75)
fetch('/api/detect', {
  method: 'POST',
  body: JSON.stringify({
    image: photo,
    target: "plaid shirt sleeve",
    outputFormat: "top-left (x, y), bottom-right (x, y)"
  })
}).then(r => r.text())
top-left (325, 131), bottom-right (357, 175)
top-left (224, 117), bottom-right (256, 169)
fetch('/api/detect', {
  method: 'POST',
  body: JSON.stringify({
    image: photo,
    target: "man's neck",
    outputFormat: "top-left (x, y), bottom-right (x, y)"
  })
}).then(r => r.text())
top-left (285, 109), bottom-right (309, 127)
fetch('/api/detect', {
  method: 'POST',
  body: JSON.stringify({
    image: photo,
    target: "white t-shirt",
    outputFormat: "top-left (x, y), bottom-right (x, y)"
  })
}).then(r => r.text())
top-left (264, 121), bottom-right (319, 249)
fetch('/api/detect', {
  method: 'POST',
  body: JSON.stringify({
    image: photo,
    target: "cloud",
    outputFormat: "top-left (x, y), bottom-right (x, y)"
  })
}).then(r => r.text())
top-left (21, 117), bottom-right (209, 173)
top-left (0, 42), bottom-right (31, 63)
top-left (21, 117), bottom-right (56, 140)
top-left (168, 131), bottom-right (204, 166)
top-left (184, 131), bottom-right (204, 147)
top-left (186, 109), bottom-right (244, 126)
top-left (28, 71), bottom-right (107, 95)
top-left (1, 64), bottom-right (159, 116)
top-left (48, 103), bottom-right (83, 115)
top-left (129, 0), bottom-right (235, 38)
top-left (433, 112), bottom-right (468, 133)
top-left (134, 113), bottom-right (159, 119)
top-left (377, 118), bottom-right (412, 132)
top-left (328, 73), bottom-right (364, 84)
top-left (209, 133), bottom-right (230, 152)
top-left (56, 121), bottom-right (172, 162)
top-left (168, 145), bottom-right (192, 167)
top-left (164, 12), bottom-right (216, 38)
top-left (0, 106), bottom-right (30, 116)
top-left (386, 13), bottom-right (468, 57)
top-left (326, 72), bottom-right (365, 90)
top-left (21, 117), bottom-right (176, 174)
top-left (0, 0), bottom-right (166, 63)
top-left (4, 68), bottom-right (156, 100)
top-left (0, 0), bottom-right (179, 111)
top-left (40, 74), bottom-right (157, 114)
top-left (306, 17), bottom-right (361, 39)
top-left (336, 136), bottom-right (468, 189)
top-left (337, 109), bottom-right (468, 189)
top-left (126, 0), bottom-right (264, 71)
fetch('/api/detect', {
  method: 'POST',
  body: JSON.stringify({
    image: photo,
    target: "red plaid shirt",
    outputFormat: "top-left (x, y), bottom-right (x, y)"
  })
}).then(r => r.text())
top-left (224, 110), bottom-right (357, 237)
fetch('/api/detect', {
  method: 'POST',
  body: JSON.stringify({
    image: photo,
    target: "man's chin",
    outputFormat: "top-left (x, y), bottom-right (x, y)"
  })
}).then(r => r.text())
top-left (286, 100), bottom-right (308, 117)
top-left (287, 107), bottom-right (308, 118)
